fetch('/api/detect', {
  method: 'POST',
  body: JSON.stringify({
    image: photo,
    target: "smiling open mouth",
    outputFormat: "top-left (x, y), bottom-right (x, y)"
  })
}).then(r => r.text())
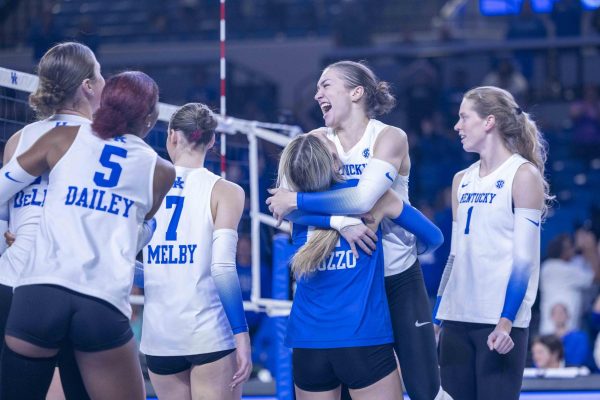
top-left (320, 103), bottom-right (332, 114)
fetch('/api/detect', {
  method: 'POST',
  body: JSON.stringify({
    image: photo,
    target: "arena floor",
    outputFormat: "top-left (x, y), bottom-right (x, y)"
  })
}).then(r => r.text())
top-left (147, 391), bottom-right (600, 399)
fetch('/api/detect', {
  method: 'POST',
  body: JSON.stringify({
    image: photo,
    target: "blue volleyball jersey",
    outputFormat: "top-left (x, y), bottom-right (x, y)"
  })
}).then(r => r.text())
top-left (285, 224), bottom-right (393, 349)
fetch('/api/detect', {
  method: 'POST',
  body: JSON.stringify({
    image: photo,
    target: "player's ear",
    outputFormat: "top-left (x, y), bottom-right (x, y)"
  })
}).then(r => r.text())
top-left (484, 115), bottom-right (496, 132)
top-left (168, 129), bottom-right (178, 145)
top-left (351, 86), bottom-right (365, 102)
top-left (206, 133), bottom-right (216, 150)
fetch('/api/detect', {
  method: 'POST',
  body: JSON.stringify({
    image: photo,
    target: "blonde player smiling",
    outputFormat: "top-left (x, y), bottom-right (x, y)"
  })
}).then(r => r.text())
top-left (268, 61), bottom-right (451, 400)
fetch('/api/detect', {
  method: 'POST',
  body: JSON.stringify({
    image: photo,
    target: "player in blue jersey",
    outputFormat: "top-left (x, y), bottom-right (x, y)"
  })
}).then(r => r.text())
top-left (278, 134), bottom-right (443, 400)
top-left (0, 71), bottom-right (175, 399)
top-left (434, 86), bottom-right (552, 400)
top-left (140, 103), bottom-right (251, 400)
top-left (0, 42), bottom-right (104, 399)
top-left (267, 61), bottom-right (451, 400)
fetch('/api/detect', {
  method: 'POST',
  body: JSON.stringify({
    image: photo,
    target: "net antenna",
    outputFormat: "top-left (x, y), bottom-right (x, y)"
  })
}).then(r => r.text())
top-left (0, 66), bottom-right (301, 315)
top-left (219, 0), bottom-right (227, 178)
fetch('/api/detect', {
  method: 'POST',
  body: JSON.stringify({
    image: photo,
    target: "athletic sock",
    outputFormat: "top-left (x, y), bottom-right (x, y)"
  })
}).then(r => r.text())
top-left (1, 345), bottom-right (57, 400)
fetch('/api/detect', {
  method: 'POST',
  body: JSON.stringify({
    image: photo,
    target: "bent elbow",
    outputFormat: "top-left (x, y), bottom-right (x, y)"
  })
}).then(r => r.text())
top-left (354, 197), bottom-right (378, 215)
top-left (431, 227), bottom-right (444, 252)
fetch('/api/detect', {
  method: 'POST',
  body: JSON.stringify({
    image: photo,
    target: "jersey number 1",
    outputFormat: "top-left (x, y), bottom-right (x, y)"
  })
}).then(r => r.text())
top-left (464, 206), bottom-right (474, 234)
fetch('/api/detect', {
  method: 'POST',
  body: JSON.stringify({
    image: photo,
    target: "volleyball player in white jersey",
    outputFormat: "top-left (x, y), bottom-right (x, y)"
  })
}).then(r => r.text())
top-left (141, 103), bottom-right (251, 400)
top-left (0, 70), bottom-right (175, 400)
top-left (267, 60), bottom-right (449, 400)
top-left (434, 86), bottom-right (551, 400)
top-left (0, 42), bottom-right (103, 399)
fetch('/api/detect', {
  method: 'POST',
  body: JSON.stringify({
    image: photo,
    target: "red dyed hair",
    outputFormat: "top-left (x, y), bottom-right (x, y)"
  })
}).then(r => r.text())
top-left (92, 71), bottom-right (158, 139)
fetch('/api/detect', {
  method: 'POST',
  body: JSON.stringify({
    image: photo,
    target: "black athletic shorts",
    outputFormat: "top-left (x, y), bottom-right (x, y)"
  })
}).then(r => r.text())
top-left (292, 344), bottom-right (396, 392)
top-left (145, 348), bottom-right (236, 375)
top-left (6, 284), bottom-right (133, 352)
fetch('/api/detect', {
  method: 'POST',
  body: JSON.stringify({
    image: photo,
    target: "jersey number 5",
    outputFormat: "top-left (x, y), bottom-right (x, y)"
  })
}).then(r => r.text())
top-left (94, 145), bottom-right (128, 188)
top-left (165, 196), bottom-right (184, 241)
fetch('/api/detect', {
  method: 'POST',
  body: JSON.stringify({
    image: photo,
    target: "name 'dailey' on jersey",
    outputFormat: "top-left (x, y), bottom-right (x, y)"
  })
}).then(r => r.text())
top-left (64, 186), bottom-right (134, 218)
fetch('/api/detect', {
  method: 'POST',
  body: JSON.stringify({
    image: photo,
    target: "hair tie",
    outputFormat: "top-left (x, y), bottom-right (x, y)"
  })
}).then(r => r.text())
top-left (188, 129), bottom-right (203, 142)
top-left (515, 107), bottom-right (523, 115)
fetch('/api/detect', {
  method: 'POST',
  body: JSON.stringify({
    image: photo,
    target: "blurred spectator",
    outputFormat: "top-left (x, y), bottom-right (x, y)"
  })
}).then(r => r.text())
top-left (402, 59), bottom-right (440, 133)
top-left (227, 163), bottom-right (248, 187)
top-left (569, 85), bottom-right (600, 158)
top-left (540, 230), bottom-right (600, 334)
top-left (507, 1), bottom-right (548, 40)
top-left (441, 69), bottom-right (469, 129)
top-left (532, 335), bottom-right (565, 368)
top-left (266, 0), bottom-right (288, 36)
top-left (413, 117), bottom-right (456, 200)
top-left (28, 5), bottom-right (63, 61)
top-left (185, 69), bottom-right (219, 109)
top-left (178, 0), bottom-right (201, 32)
top-left (482, 57), bottom-right (528, 104)
top-left (551, 0), bottom-right (582, 38)
top-left (332, 0), bottom-right (372, 47)
top-left (74, 16), bottom-right (101, 54)
top-left (549, 303), bottom-right (592, 367)
top-left (150, 14), bottom-right (169, 35)
top-left (591, 294), bottom-right (600, 368)
top-left (506, 1), bottom-right (548, 80)
top-left (436, 22), bottom-right (455, 43)
top-left (592, 6), bottom-right (600, 36)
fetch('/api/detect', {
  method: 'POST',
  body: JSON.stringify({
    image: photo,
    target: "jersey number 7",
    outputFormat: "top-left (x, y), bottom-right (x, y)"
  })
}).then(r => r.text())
top-left (165, 196), bottom-right (184, 241)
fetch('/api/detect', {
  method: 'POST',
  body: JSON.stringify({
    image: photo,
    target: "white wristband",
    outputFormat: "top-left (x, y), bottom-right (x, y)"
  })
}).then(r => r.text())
top-left (330, 216), bottom-right (363, 232)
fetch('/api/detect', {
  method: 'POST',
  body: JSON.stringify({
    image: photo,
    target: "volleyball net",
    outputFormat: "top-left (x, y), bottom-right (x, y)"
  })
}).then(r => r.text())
top-left (0, 66), bottom-right (298, 316)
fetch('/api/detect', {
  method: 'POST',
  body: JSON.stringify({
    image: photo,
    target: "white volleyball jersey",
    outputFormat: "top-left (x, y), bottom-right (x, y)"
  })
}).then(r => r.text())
top-left (0, 114), bottom-right (91, 287)
top-left (16, 125), bottom-right (157, 318)
top-left (140, 167), bottom-right (235, 356)
top-left (326, 119), bottom-right (417, 276)
top-left (436, 154), bottom-right (539, 328)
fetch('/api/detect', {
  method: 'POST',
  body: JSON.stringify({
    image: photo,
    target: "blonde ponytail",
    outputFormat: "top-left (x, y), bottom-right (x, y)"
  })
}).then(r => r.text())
top-left (277, 134), bottom-right (343, 277)
top-left (291, 230), bottom-right (340, 278)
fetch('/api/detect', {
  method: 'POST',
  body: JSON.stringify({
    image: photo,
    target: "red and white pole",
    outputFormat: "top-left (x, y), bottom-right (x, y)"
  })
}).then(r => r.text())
top-left (219, 0), bottom-right (227, 178)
